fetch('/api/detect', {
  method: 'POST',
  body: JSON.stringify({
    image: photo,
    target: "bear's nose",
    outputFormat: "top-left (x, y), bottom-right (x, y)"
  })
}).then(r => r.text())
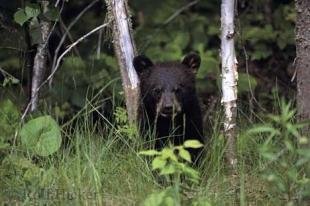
top-left (162, 106), bottom-right (173, 115)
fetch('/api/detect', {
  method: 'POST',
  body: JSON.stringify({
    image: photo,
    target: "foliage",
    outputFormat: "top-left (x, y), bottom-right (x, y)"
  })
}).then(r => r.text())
top-left (0, 99), bottom-right (20, 148)
top-left (20, 115), bottom-right (62, 157)
top-left (140, 140), bottom-right (203, 205)
top-left (247, 100), bottom-right (310, 204)
top-left (0, 100), bottom-right (62, 203)
top-left (14, 3), bottom-right (59, 26)
top-left (114, 107), bottom-right (138, 139)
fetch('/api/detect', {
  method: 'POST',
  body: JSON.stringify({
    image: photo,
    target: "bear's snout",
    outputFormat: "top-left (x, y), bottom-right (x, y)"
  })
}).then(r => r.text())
top-left (157, 92), bottom-right (181, 117)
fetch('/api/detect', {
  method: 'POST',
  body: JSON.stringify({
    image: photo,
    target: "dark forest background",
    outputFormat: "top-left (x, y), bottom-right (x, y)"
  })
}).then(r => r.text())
top-left (0, 0), bottom-right (296, 120)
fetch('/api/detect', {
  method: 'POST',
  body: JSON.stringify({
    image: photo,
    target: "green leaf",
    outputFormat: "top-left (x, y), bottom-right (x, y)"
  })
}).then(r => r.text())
top-left (184, 140), bottom-right (203, 149)
top-left (152, 157), bottom-right (167, 170)
top-left (139, 150), bottom-right (160, 156)
top-left (29, 17), bottom-right (43, 45)
top-left (25, 4), bottom-right (41, 19)
top-left (161, 148), bottom-right (177, 161)
top-left (159, 164), bottom-right (176, 175)
top-left (182, 166), bottom-right (200, 182)
top-left (178, 148), bottom-right (191, 162)
top-left (20, 115), bottom-right (62, 156)
top-left (14, 9), bottom-right (29, 26)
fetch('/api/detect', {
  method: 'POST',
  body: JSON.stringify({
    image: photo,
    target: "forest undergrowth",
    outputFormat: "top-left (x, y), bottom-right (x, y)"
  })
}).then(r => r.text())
top-left (0, 95), bottom-right (309, 206)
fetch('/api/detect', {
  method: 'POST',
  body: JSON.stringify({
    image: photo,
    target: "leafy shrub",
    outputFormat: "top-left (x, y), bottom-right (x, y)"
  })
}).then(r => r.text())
top-left (140, 140), bottom-right (204, 205)
top-left (247, 100), bottom-right (309, 204)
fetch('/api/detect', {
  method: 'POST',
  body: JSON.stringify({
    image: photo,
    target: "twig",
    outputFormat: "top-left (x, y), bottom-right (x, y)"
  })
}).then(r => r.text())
top-left (163, 0), bottom-right (199, 25)
top-left (0, 67), bottom-right (18, 79)
top-left (55, 0), bottom-right (61, 7)
top-left (53, 22), bottom-right (110, 78)
top-left (59, 19), bottom-right (81, 57)
top-left (291, 57), bottom-right (297, 82)
top-left (21, 22), bottom-right (110, 121)
top-left (242, 46), bottom-right (267, 113)
top-left (50, 0), bottom-right (99, 87)
top-left (96, 23), bottom-right (104, 59)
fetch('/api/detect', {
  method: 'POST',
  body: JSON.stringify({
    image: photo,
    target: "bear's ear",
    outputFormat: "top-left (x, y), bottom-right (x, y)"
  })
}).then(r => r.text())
top-left (133, 55), bottom-right (153, 74)
top-left (181, 52), bottom-right (201, 73)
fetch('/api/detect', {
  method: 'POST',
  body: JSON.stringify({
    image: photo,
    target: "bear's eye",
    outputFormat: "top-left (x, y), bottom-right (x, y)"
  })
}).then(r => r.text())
top-left (153, 88), bottom-right (162, 95)
top-left (173, 87), bottom-right (182, 94)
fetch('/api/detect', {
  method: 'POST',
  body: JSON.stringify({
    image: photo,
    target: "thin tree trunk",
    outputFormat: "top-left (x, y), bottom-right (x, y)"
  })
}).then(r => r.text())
top-left (29, 1), bottom-right (51, 112)
top-left (295, 0), bottom-right (310, 135)
top-left (221, 0), bottom-right (238, 171)
top-left (105, 0), bottom-right (139, 123)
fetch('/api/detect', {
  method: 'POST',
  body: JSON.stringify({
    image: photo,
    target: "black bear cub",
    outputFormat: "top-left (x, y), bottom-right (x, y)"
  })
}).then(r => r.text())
top-left (133, 53), bottom-right (204, 162)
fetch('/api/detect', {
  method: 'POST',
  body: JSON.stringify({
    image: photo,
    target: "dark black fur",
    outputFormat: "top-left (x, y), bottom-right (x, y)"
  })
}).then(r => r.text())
top-left (133, 53), bottom-right (204, 162)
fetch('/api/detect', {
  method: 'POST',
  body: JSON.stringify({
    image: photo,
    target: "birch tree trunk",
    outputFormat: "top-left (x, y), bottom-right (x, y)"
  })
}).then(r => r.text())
top-left (29, 0), bottom-right (50, 113)
top-left (295, 0), bottom-right (310, 135)
top-left (220, 0), bottom-right (238, 171)
top-left (105, 0), bottom-right (139, 123)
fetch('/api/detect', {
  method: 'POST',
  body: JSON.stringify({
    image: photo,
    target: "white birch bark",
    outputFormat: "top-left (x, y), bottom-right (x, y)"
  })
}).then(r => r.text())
top-left (221, 0), bottom-right (238, 170)
top-left (106, 0), bottom-right (139, 123)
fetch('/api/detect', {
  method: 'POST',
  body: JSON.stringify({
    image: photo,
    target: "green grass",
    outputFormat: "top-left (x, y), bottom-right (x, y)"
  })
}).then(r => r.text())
top-left (0, 99), bottom-right (309, 206)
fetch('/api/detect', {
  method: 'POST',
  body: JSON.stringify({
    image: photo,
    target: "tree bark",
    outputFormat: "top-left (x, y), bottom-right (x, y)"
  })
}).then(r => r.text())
top-left (221, 0), bottom-right (238, 171)
top-left (105, 0), bottom-right (139, 123)
top-left (295, 0), bottom-right (310, 135)
top-left (29, 1), bottom-right (51, 112)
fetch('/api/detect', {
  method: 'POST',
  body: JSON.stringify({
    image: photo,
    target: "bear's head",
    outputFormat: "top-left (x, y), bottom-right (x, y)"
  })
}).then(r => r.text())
top-left (133, 53), bottom-right (201, 118)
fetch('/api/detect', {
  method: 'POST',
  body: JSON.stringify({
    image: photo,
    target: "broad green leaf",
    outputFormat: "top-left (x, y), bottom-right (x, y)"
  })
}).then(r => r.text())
top-left (184, 140), bottom-right (203, 149)
top-left (182, 165), bottom-right (200, 182)
top-left (20, 115), bottom-right (62, 156)
top-left (29, 17), bottom-right (43, 45)
top-left (25, 4), bottom-right (41, 19)
top-left (178, 148), bottom-right (191, 162)
top-left (159, 164), bottom-right (176, 175)
top-left (161, 148), bottom-right (177, 161)
top-left (14, 9), bottom-right (29, 26)
top-left (152, 157), bottom-right (166, 170)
